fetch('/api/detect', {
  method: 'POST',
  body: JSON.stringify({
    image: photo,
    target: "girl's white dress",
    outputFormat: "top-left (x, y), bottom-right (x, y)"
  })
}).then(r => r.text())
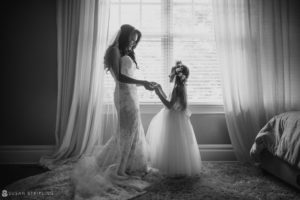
top-left (146, 100), bottom-right (202, 176)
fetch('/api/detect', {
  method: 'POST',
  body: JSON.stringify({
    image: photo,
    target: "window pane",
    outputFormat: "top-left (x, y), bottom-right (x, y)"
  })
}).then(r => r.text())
top-left (173, 0), bottom-right (192, 3)
top-left (120, 0), bottom-right (140, 2)
top-left (141, 5), bottom-right (161, 33)
top-left (109, 4), bottom-right (120, 35)
top-left (135, 37), bottom-right (164, 102)
top-left (173, 5), bottom-right (193, 34)
top-left (193, 4), bottom-right (214, 35)
top-left (120, 5), bottom-right (140, 27)
top-left (142, 0), bottom-right (160, 3)
top-left (173, 38), bottom-right (222, 104)
top-left (106, 0), bottom-right (223, 104)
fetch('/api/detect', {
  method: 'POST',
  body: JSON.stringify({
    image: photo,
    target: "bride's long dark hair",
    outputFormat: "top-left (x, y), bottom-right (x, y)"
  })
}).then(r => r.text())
top-left (104, 24), bottom-right (142, 71)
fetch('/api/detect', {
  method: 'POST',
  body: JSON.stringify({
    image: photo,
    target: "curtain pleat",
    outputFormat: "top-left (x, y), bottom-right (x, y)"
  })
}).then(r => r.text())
top-left (213, 0), bottom-right (300, 161)
top-left (40, 0), bottom-right (112, 169)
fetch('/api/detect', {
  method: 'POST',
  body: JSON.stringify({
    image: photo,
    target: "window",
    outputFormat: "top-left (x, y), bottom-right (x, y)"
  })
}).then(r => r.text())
top-left (104, 0), bottom-right (223, 105)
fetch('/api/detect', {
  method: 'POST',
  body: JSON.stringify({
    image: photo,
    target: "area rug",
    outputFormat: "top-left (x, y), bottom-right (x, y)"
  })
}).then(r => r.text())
top-left (134, 162), bottom-right (300, 200)
top-left (4, 162), bottom-right (300, 200)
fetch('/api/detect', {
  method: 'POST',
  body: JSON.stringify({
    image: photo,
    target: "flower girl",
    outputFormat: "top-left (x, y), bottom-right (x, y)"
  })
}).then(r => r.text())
top-left (146, 61), bottom-right (202, 177)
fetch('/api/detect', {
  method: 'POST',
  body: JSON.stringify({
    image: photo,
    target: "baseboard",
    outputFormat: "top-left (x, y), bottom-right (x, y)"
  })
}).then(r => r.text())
top-left (0, 144), bottom-right (236, 164)
top-left (199, 144), bottom-right (236, 161)
top-left (0, 145), bottom-right (55, 165)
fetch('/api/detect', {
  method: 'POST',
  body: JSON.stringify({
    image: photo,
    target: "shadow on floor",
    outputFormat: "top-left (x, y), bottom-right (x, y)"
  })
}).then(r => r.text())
top-left (0, 164), bottom-right (49, 189)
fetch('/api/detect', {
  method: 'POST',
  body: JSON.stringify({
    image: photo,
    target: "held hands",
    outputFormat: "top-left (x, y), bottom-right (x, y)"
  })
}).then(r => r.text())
top-left (144, 81), bottom-right (158, 91)
top-left (144, 81), bottom-right (167, 98)
top-left (152, 83), bottom-right (164, 97)
top-left (153, 83), bottom-right (168, 99)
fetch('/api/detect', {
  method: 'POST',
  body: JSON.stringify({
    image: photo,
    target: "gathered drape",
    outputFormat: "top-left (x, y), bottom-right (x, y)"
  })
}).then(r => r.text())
top-left (213, 0), bottom-right (300, 161)
top-left (40, 0), bottom-right (112, 169)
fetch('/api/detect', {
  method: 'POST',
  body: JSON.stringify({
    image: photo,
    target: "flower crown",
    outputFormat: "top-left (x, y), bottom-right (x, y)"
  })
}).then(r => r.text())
top-left (173, 61), bottom-right (187, 83)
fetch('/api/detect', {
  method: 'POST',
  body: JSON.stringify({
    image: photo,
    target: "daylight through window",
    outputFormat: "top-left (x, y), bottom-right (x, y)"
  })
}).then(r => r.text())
top-left (104, 0), bottom-right (223, 104)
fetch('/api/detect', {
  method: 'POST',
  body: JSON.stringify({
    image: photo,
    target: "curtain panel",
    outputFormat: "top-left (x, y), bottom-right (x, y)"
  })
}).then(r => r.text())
top-left (213, 0), bottom-right (300, 161)
top-left (40, 0), bottom-right (111, 169)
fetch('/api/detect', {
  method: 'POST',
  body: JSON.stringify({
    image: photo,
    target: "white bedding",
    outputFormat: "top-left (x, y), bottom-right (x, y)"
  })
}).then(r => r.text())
top-left (250, 111), bottom-right (300, 168)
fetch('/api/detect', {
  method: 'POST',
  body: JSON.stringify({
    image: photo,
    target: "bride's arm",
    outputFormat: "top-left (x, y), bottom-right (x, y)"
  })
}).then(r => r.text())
top-left (110, 47), bottom-right (153, 90)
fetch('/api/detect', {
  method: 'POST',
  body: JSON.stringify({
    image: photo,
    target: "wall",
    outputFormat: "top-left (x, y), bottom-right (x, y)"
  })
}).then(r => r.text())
top-left (141, 112), bottom-right (230, 144)
top-left (1, 0), bottom-right (57, 145)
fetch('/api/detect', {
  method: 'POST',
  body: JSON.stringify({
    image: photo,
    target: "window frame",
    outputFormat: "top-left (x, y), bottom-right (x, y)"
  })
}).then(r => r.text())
top-left (108, 0), bottom-right (224, 111)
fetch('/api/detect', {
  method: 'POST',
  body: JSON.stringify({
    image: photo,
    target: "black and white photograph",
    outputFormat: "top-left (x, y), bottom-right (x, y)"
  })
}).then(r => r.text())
top-left (1, 0), bottom-right (300, 199)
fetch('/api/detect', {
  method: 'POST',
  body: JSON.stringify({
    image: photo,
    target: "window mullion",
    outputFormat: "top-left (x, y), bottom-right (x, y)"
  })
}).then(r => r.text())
top-left (168, 0), bottom-right (174, 79)
top-left (118, 0), bottom-right (121, 25)
top-left (139, 0), bottom-right (142, 29)
top-left (161, 0), bottom-right (173, 92)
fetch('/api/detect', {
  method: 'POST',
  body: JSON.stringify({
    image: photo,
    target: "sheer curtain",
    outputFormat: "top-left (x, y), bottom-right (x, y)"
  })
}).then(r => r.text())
top-left (213, 0), bottom-right (300, 161)
top-left (40, 0), bottom-right (114, 169)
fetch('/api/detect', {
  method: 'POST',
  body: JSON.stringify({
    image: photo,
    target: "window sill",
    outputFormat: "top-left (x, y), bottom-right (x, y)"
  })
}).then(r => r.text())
top-left (140, 104), bottom-right (224, 114)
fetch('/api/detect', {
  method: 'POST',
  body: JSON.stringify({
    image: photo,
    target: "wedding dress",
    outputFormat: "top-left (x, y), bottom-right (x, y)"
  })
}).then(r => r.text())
top-left (4, 55), bottom-right (159, 200)
top-left (71, 55), bottom-right (155, 200)
top-left (146, 99), bottom-right (202, 176)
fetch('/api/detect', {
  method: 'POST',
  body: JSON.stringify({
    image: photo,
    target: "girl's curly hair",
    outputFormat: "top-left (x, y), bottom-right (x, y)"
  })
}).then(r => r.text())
top-left (172, 61), bottom-right (190, 85)
top-left (171, 61), bottom-right (190, 110)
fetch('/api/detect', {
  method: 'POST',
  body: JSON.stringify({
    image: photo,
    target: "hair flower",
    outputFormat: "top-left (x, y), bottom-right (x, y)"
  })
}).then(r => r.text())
top-left (181, 75), bottom-right (186, 81)
top-left (175, 68), bottom-right (181, 73)
top-left (176, 61), bottom-right (182, 66)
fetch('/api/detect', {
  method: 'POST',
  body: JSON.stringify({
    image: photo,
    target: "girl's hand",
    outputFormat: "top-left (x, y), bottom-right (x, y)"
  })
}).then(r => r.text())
top-left (149, 82), bottom-right (159, 88)
top-left (144, 81), bottom-right (155, 91)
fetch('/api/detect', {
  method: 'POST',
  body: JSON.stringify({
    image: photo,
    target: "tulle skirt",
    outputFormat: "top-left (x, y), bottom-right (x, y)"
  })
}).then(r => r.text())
top-left (146, 108), bottom-right (202, 176)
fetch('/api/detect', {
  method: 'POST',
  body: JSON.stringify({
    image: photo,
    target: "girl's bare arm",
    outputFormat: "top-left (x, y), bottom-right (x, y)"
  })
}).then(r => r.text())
top-left (155, 85), bottom-right (176, 109)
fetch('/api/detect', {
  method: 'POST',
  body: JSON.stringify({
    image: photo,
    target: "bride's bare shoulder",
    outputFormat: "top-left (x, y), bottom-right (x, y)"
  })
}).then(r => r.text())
top-left (121, 55), bottom-right (131, 60)
top-left (120, 55), bottom-right (132, 66)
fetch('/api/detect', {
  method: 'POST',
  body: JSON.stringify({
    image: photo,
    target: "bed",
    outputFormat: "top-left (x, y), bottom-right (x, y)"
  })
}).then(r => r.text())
top-left (250, 111), bottom-right (300, 190)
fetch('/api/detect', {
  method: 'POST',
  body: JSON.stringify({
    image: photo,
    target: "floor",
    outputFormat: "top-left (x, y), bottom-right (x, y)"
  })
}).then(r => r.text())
top-left (1, 162), bottom-right (300, 200)
top-left (0, 164), bottom-right (49, 189)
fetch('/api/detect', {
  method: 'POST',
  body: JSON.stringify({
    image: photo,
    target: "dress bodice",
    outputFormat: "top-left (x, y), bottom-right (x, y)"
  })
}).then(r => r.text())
top-left (120, 55), bottom-right (136, 77)
top-left (110, 55), bottom-right (136, 81)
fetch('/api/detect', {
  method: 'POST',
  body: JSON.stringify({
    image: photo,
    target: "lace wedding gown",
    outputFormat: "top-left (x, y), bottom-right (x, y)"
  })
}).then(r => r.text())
top-left (95, 55), bottom-right (149, 175)
top-left (71, 55), bottom-right (154, 200)
top-left (4, 55), bottom-right (160, 200)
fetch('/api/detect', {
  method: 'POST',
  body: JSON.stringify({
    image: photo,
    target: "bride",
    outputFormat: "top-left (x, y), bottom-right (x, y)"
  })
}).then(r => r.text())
top-left (101, 24), bottom-right (155, 177)
top-left (4, 24), bottom-right (159, 200)
top-left (71, 24), bottom-right (158, 199)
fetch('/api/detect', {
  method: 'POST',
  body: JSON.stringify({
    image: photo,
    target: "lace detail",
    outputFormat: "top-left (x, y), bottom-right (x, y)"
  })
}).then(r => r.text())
top-left (4, 55), bottom-right (161, 200)
top-left (71, 55), bottom-right (152, 199)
